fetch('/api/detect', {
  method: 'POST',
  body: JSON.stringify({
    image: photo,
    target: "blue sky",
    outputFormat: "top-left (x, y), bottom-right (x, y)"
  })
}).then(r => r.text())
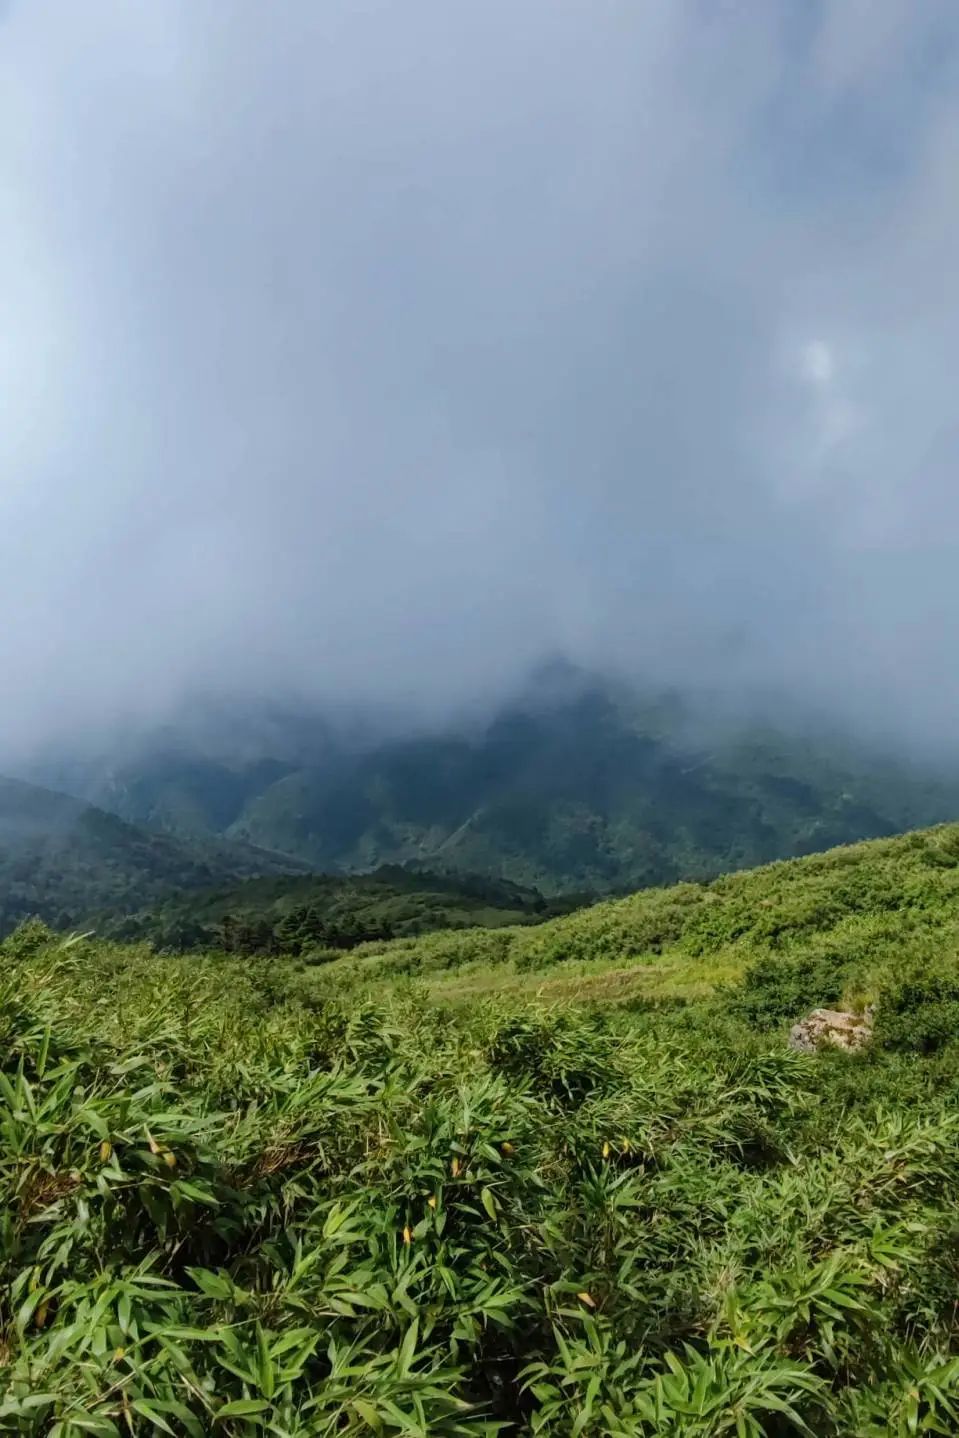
top-left (1, 1), bottom-right (959, 750)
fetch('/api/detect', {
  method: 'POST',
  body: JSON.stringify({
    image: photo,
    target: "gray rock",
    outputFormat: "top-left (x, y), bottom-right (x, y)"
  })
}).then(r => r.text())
top-left (789, 1006), bottom-right (873, 1054)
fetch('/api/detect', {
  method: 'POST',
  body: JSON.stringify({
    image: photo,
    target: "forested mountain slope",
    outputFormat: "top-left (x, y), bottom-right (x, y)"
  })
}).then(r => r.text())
top-left (44, 677), bottom-right (959, 893)
top-left (108, 865), bottom-right (585, 953)
top-left (0, 775), bottom-right (303, 936)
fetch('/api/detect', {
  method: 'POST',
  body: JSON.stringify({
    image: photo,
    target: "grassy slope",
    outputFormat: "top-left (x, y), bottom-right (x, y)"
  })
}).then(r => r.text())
top-left (7, 828), bottom-right (959, 1430)
top-left (313, 822), bottom-right (959, 1010)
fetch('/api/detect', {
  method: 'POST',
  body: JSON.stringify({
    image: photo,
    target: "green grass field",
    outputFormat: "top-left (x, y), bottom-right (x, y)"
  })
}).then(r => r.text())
top-left (5, 826), bottom-right (959, 1432)
top-left (310, 822), bottom-right (959, 1009)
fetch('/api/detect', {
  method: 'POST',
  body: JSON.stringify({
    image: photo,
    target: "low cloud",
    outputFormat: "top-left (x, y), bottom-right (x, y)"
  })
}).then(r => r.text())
top-left (1, 1), bottom-right (959, 755)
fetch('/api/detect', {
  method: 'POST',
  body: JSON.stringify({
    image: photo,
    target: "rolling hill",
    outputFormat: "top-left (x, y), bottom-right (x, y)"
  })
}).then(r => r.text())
top-left (106, 865), bottom-right (587, 953)
top-left (0, 774), bottom-right (305, 936)
top-left (311, 818), bottom-right (959, 1015)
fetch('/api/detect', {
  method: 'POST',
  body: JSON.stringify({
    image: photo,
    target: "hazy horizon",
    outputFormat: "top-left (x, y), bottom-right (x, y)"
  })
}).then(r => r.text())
top-left (3, 2), bottom-right (959, 758)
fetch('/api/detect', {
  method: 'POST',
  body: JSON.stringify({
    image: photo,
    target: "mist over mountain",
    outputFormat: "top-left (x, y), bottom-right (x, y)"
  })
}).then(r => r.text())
top-left (26, 667), bottom-right (959, 896)
top-left (8, 6), bottom-right (959, 1418)
top-left (1, 3), bottom-right (959, 909)
top-left (0, 774), bottom-right (304, 937)
top-left (2, 3), bottom-right (959, 758)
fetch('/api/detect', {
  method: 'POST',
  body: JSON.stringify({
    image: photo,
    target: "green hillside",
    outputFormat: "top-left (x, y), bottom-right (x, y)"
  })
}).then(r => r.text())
top-left (108, 866), bottom-right (586, 953)
top-left (315, 820), bottom-right (959, 1011)
top-left (53, 682), bottom-right (959, 895)
top-left (0, 775), bottom-right (304, 937)
top-left (6, 826), bottom-right (959, 1431)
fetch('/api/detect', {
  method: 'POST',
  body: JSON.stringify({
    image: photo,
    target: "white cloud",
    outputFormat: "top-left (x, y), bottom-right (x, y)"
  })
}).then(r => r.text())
top-left (0, 1), bottom-right (958, 748)
top-left (800, 340), bottom-right (835, 387)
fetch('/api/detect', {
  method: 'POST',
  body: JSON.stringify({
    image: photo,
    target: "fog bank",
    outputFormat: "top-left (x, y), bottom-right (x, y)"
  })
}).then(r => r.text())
top-left (2, 2), bottom-right (959, 756)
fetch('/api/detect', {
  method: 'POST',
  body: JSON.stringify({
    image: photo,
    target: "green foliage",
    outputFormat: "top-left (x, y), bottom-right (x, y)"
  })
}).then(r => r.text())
top-left (4, 875), bottom-right (959, 1433)
top-left (319, 824), bottom-right (959, 1027)
top-left (875, 960), bottom-right (959, 1054)
top-left (0, 777), bottom-right (303, 940)
top-left (730, 953), bottom-right (847, 1027)
top-left (1, 918), bottom-right (57, 960)
top-left (8, 823), bottom-right (959, 1429)
top-left (109, 866), bottom-right (572, 955)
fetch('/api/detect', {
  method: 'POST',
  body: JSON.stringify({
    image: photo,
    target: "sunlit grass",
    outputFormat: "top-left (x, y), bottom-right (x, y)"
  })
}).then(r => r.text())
top-left (5, 824), bottom-right (959, 1432)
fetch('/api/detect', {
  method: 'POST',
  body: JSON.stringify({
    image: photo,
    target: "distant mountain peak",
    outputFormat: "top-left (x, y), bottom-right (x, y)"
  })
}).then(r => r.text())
top-left (31, 674), bottom-right (959, 898)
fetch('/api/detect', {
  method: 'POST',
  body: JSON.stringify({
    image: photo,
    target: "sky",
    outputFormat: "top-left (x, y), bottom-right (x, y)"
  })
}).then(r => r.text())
top-left (2, 0), bottom-right (959, 754)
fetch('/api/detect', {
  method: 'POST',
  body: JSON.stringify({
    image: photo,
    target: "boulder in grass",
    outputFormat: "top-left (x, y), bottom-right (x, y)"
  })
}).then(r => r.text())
top-left (789, 1006), bottom-right (873, 1054)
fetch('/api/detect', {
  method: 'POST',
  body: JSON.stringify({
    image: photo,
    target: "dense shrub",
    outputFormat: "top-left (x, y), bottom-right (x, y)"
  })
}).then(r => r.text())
top-left (0, 916), bottom-right (56, 959)
top-left (727, 951), bottom-right (848, 1026)
top-left (8, 831), bottom-right (959, 1432)
top-left (485, 1007), bottom-right (617, 1104)
top-left (875, 959), bottom-right (959, 1053)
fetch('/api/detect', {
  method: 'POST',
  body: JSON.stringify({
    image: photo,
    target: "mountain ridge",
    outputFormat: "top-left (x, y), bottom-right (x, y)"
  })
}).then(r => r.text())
top-left (34, 676), bottom-right (959, 894)
top-left (0, 773), bottom-right (307, 936)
